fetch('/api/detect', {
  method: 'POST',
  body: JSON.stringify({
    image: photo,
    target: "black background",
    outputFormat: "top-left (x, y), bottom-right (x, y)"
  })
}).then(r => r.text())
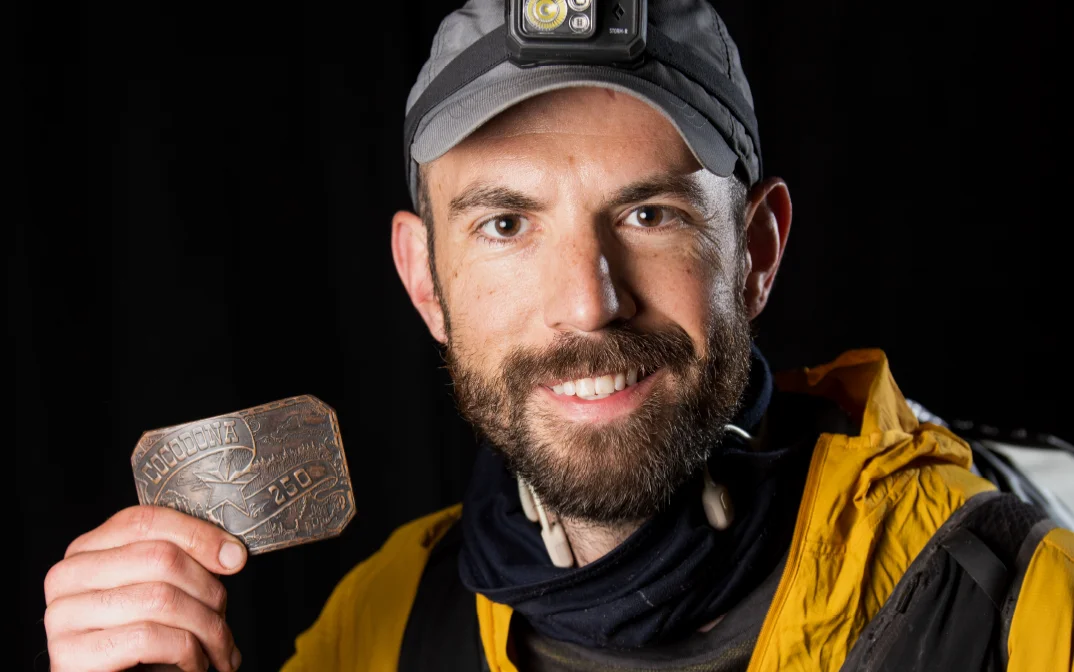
top-left (13, 0), bottom-right (1069, 669)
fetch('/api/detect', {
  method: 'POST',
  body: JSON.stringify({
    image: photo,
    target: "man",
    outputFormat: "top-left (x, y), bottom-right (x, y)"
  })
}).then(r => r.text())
top-left (42, 1), bottom-right (1074, 670)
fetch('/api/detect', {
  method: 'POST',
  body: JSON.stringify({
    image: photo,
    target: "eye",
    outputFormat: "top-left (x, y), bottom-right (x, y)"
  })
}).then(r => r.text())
top-left (478, 214), bottom-right (531, 240)
top-left (622, 205), bottom-right (675, 228)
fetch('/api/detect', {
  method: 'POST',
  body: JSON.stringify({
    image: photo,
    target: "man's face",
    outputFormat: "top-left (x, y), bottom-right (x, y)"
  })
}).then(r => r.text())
top-left (421, 88), bottom-right (752, 523)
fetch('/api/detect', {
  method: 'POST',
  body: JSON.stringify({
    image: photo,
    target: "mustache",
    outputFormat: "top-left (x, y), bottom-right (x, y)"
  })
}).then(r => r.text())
top-left (499, 324), bottom-right (698, 390)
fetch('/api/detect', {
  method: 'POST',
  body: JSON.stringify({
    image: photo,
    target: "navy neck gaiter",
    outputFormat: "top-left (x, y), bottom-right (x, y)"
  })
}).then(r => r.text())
top-left (458, 345), bottom-right (816, 649)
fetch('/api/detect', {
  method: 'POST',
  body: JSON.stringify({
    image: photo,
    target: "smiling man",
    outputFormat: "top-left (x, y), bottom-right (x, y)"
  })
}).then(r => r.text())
top-left (284, 0), bottom-right (1073, 669)
top-left (412, 88), bottom-right (757, 534)
top-left (40, 1), bottom-right (1073, 671)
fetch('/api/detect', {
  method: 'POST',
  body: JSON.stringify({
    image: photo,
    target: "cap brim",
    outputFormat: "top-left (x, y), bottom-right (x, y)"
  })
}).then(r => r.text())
top-left (410, 63), bottom-right (739, 190)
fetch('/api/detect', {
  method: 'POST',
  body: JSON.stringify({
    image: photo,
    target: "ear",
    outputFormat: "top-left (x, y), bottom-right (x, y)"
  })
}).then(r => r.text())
top-left (741, 177), bottom-right (792, 320)
top-left (391, 210), bottom-right (447, 343)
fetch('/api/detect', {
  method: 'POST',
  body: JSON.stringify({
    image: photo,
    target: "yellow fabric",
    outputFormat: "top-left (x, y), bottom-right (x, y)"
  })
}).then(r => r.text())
top-left (749, 350), bottom-right (996, 671)
top-left (1007, 527), bottom-right (1074, 672)
top-left (281, 349), bottom-right (1074, 671)
top-left (476, 593), bottom-right (518, 672)
top-left (281, 504), bottom-right (462, 672)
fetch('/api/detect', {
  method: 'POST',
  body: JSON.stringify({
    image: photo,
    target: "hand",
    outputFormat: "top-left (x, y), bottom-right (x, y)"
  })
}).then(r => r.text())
top-left (44, 505), bottom-right (247, 672)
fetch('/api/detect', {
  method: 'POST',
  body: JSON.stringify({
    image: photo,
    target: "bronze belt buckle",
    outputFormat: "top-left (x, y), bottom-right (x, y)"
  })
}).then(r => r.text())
top-left (131, 395), bottom-right (355, 554)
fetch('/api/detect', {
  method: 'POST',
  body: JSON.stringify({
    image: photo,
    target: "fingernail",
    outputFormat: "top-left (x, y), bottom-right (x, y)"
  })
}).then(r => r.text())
top-left (231, 646), bottom-right (242, 670)
top-left (219, 541), bottom-right (246, 569)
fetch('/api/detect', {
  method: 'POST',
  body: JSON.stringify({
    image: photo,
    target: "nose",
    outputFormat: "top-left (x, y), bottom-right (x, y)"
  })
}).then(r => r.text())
top-left (542, 226), bottom-right (636, 333)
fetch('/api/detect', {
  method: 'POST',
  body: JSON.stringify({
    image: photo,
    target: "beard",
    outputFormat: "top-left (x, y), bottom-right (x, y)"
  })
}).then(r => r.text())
top-left (444, 295), bottom-right (753, 524)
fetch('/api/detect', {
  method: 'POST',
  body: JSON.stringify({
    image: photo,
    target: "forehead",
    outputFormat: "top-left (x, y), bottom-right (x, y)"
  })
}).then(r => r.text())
top-left (425, 87), bottom-right (703, 195)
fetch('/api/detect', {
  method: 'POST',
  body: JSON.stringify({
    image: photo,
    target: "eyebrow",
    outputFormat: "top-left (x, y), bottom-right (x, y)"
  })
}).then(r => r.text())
top-left (603, 172), bottom-right (710, 216)
top-left (448, 183), bottom-right (547, 221)
top-left (446, 171), bottom-right (712, 222)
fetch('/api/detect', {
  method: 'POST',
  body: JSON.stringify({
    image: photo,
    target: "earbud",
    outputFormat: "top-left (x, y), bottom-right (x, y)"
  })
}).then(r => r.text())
top-left (518, 478), bottom-right (540, 523)
top-left (518, 477), bottom-right (575, 568)
top-left (702, 466), bottom-right (734, 530)
top-left (535, 497), bottom-right (576, 568)
top-left (701, 423), bottom-right (750, 531)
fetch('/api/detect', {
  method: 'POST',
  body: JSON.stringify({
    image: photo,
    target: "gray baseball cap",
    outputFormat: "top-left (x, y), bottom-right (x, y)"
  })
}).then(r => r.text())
top-left (403, 0), bottom-right (762, 206)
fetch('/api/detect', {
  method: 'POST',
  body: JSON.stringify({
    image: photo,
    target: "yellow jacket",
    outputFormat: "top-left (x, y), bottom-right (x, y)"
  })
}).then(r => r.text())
top-left (283, 350), bottom-right (1074, 671)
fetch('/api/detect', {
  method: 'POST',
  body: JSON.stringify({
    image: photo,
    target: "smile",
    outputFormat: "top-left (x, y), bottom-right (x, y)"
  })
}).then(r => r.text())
top-left (548, 367), bottom-right (649, 401)
top-left (540, 367), bottom-right (664, 422)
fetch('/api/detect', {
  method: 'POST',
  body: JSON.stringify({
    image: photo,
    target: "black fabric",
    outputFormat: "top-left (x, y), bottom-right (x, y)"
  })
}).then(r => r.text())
top-left (877, 544), bottom-right (1003, 672)
top-left (939, 528), bottom-right (1009, 610)
top-left (402, 26), bottom-right (509, 161)
top-left (398, 521), bottom-right (486, 672)
top-left (841, 492), bottom-right (1049, 672)
top-left (456, 346), bottom-right (832, 649)
top-left (511, 553), bottom-right (786, 672)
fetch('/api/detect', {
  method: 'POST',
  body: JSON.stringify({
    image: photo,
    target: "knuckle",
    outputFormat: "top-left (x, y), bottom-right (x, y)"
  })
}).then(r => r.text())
top-left (206, 579), bottom-right (228, 613)
top-left (145, 581), bottom-right (181, 615)
top-left (180, 629), bottom-right (201, 660)
top-left (42, 603), bottom-right (61, 636)
top-left (43, 561), bottom-right (64, 604)
top-left (183, 523), bottom-right (206, 557)
top-left (124, 505), bottom-right (158, 539)
top-left (206, 611), bottom-right (230, 645)
top-left (123, 622), bottom-right (155, 651)
top-left (64, 532), bottom-right (89, 559)
top-left (146, 540), bottom-right (186, 576)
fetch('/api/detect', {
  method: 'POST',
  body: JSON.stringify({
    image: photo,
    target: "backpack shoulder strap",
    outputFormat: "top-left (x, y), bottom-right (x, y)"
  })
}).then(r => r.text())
top-left (842, 491), bottom-right (1051, 671)
top-left (998, 516), bottom-right (1057, 666)
top-left (398, 518), bottom-right (487, 672)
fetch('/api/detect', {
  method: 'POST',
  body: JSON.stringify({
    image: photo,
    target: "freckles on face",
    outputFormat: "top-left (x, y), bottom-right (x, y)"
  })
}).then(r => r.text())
top-left (636, 247), bottom-right (733, 354)
top-left (435, 215), bottom-right (562, 379)
top-left (445, 252), bottom-right (543, 359)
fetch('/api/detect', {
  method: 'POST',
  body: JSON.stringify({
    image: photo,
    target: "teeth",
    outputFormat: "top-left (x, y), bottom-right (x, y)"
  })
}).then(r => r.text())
top-left (551, 368), bottom-right (647, 399)
top-left (595, 375), bottom-right (615, 395)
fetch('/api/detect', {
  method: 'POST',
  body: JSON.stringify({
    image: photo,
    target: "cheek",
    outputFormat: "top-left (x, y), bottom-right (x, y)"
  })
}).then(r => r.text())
top-left (442, 255), bottom-right (542, 363)
top-left (630, 240), bottom-right (737, 339)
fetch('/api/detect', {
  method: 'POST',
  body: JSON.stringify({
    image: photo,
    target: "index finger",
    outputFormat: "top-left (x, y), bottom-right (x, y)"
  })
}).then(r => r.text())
top-left (66, 506), bottom-right (247, 575)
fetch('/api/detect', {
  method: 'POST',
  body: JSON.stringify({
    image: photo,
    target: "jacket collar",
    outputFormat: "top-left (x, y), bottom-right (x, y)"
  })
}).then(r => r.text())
top-left (475, 349), bottom-right (988, 671)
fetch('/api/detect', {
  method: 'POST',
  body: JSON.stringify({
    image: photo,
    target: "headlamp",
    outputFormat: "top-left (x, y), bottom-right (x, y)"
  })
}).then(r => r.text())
top-left (507, 0), bottom-right (647, 66)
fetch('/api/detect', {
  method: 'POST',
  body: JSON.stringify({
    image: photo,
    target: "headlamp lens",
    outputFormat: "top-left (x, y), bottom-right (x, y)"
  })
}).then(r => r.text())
top-left (525, 0), bottom-right (568, 31)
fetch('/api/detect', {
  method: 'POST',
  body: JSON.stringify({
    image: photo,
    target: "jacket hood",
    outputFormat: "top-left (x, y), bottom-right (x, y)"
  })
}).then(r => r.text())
top-left (775, 348), bottom-right (975, 523)
top-left (751, 348), bottom-right (992, 671)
